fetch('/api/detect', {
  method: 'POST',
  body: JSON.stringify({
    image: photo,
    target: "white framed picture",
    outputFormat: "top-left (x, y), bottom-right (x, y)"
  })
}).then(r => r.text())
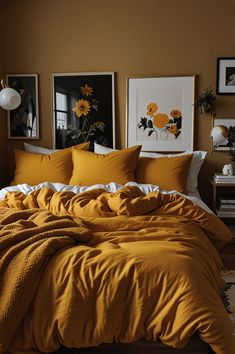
top-left (127, 75), bottom-right (195, 152)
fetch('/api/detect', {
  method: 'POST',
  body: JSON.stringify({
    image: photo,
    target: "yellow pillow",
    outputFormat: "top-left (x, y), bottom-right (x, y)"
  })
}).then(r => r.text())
top-left (11, 142), bottom-right (90, 186)
top-left (69, 145), bottom-right (142, 186)
top-left (136, 154), bottom-right (193, 193)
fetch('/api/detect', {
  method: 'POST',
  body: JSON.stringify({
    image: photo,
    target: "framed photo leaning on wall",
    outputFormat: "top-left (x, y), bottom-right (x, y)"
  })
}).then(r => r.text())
top-left (217, 57), bottom-right (235, 94)
top-left (126, 75), bottom-right (195, 152)
top-left (52, 72), bottom-right (115, 150)
top-left (6, 74), bottom-right (39, 139)
top-left (212, 118), bottom-right (235, 151)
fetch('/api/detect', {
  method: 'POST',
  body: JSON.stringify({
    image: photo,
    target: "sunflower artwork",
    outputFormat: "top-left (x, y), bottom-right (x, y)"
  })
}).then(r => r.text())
top-left (137, 102), bottom-right (182, 141)
top-left (66, 84), bottom-right (105, 146)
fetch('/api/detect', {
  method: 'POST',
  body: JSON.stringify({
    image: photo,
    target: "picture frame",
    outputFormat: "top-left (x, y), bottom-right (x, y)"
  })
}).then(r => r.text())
top-left (127, 75), bottom-right (195, 152)
top-left (6, 74), bottom-right (39, 139)
top-left (213, 118), bottom-right (235, 151)
top-left (216, 57), bottom-right (235, 95)
top-left (52, 72), bottom-right (115, 149)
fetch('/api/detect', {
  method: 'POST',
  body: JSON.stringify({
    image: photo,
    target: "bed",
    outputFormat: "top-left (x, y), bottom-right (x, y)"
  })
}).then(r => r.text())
top-left (0, 143), bottom-right (235, 354)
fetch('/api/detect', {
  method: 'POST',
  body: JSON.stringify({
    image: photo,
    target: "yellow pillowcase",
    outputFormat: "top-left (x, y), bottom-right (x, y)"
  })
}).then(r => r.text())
top-left (136, 154), bottom-right (193, 193)
top-left (11, 142), bottom-right (90, 186)
top-left (69, 145), bottom-right (142, 186)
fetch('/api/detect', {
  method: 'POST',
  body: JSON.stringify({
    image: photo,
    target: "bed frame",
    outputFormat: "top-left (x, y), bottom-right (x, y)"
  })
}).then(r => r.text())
top-left (53, 336), bottom-right (213, 354)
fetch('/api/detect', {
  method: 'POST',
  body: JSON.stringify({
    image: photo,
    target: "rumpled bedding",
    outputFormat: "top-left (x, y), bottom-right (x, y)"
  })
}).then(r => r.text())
top-left (0, 208), bottom-right (92, 354)
top-left (0, 181), bottom-right (213, 213)
top-left (0, 186), bottom-right (234, 354)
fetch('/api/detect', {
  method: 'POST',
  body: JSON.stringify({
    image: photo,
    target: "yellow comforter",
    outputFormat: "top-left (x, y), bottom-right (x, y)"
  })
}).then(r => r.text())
top-left (0, 186), bottom-right (234, 354)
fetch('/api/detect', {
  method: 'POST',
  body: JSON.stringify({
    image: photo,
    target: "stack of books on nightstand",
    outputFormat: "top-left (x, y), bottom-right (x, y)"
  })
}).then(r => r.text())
top-left (213, 173), bottom-right (235, 183)
top-left (217, 195), bottom-right (235, 217)
top-left (218, 196), bottom-right (235, 211)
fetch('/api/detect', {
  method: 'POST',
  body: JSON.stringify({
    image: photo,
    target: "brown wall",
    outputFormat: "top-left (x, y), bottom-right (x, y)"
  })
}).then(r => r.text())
top-left (0, 0), bottom-right (8, 187)
top-left (1, 0), bottom-right (235, 202)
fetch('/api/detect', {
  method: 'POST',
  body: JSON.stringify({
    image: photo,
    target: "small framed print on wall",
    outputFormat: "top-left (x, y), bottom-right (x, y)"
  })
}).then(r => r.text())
top-left (52, 72), bottom-right (115, 149)
top-left (216, 57), bottom-right (235, 94)
top-left (127, 75), bottom-right (195, 152)
top-left (213, 118), bottom-right (235, 151)
top-left (6, 74), bottom-right (39, 139)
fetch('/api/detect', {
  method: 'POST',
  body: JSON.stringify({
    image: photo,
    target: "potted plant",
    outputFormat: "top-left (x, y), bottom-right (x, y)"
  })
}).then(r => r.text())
top-left (195, 87), bottom-right (216, 114)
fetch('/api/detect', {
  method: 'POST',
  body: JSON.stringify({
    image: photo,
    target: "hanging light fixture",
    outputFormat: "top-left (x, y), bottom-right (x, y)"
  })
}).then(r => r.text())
top-left (210, 125), bottom-right (229, 147)
top-left (0, 79), bottom-right (21, 110)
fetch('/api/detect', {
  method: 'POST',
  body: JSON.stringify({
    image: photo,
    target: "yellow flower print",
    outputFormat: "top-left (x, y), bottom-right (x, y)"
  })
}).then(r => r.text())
top-left (168, 124), bottom-right (178, 135)
top-left (72, 99), bottom-right (91, 118)
top-left (170, 109), bottom-right (182, 119)
top-left (147, 102), bottom-right (158, 116)
top-left (81, 84), bottom-right (93, 97)
top-left (153, 113), bottom-right (169, 129)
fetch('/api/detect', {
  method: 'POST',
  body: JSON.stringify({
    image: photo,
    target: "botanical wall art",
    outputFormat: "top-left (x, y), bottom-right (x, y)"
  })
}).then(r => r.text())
top-left (217, 57), bottom-right (235, 94)
top-left (127, 76), bottom-right (195, 151)
top-left (52, 72), bottom-right (115, 149)
top-left (6, 74), bottom-right (39, 139)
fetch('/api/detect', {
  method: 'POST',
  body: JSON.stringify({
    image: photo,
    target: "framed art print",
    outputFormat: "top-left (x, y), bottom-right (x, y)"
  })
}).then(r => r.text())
top-left (217, 57), bottom-right (235, 94)
top-left (127, 75), bottom-right (195, 152)
top-left (213, 118), bottom-right (235, 151)
top-left (52, 72), bottom-right (115, 149)
top-left (6, 74), bottom-right (39, 139)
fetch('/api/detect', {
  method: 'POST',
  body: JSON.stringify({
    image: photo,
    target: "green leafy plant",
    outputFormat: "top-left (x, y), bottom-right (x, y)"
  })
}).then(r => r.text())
top-left (195, 87), bottom-right (216, 114)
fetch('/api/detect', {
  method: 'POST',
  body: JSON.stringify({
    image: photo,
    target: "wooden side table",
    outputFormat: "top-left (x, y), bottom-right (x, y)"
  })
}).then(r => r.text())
top-left (220, 234), bottom-right (235, 270)
top-left (209, 180), bottom-right (235, 269)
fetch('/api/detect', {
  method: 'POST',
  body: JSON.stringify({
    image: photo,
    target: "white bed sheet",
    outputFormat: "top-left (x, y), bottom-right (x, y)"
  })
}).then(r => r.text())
top-left (0, 181), bottom-right (212, 213)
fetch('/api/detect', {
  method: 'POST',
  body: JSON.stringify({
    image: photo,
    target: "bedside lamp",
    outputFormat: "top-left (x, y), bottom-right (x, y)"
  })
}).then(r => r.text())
top-left (211, 125), bottom-right (229, 147)
top-left (0, 79), bottom-right (21, 110)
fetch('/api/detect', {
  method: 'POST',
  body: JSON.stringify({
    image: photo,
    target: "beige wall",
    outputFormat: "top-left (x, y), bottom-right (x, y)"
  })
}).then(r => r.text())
top-left (1, 0), bottom-right (235, 201)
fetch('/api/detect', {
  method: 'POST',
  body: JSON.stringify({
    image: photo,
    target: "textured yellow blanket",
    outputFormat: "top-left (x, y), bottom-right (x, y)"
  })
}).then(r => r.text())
top-left (0, 186), bottom-right (234, 354)
top-left (0, 208), bottom-right (92, 354)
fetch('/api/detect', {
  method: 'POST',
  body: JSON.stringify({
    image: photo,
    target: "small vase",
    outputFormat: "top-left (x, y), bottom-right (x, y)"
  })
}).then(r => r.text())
top-left (200, 104), bottom-right (212, 114)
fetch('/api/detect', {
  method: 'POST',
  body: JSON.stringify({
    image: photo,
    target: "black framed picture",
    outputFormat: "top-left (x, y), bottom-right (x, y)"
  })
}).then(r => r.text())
top-left (6, 74), bottom-right (39, 139)
top-left (52, 72), bottom-right (115, 149)
top-left (217, 57), bottom-right (235, 95)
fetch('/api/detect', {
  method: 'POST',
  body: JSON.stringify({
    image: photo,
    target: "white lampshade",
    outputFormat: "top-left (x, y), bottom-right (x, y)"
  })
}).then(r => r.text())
top-left (211, 125), bottom-right (229, 145)
top-left (0, 87), bottom-right (21, 110)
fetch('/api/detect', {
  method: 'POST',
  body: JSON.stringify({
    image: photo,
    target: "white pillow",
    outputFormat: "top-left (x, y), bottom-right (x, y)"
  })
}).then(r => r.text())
top-left (94, 143), bottom-right (116, 154)
top-left (24, 143), bottom-right (59, 154)
top-left (94, 143), bottom-right (207, 194)
top-left (94, 142), bottom-right (156, 158)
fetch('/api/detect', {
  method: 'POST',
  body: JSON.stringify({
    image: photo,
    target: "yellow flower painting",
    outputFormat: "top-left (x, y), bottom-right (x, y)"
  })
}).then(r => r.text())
top-left (147, 102), bottom-right (158, 116)
top-left (54, 73), bottom-right (115, 150)
top-left (153, 113), bottom-right (169, 129)
top-left (72, 99), bottom-right (91, 118)
top-left (137, 102), bottom-right (182, 141)
top-left (81, 84), bottom-right (93, 97)
top-left (67, 84), bottom-right (105, 146)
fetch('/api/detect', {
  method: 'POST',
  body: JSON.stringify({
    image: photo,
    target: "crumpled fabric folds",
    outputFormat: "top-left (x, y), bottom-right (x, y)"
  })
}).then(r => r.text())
top-left (0, 186), bottom-right (234, 354)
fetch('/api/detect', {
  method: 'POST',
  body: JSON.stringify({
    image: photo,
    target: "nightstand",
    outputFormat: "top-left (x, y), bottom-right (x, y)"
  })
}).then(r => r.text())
top-left (209, 180), bottom-right (235, 213)
top-left (209, 180), bottom-right (235, 270)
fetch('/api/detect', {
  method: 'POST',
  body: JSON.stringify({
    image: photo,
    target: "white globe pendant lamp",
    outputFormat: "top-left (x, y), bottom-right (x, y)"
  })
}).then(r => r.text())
top-left (211, 125), bottom-right (229, 146)
top-left (0, 79), bottom-right (21, 110)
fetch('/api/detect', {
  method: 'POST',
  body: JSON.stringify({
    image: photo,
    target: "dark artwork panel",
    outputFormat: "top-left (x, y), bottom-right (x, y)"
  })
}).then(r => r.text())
top-left (53, 73), bottom-right (115, 149)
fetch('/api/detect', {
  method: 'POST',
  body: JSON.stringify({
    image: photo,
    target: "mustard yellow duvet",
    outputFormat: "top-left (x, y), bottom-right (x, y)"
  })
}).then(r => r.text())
top-left (0, 186), bottom-right (234, 354)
